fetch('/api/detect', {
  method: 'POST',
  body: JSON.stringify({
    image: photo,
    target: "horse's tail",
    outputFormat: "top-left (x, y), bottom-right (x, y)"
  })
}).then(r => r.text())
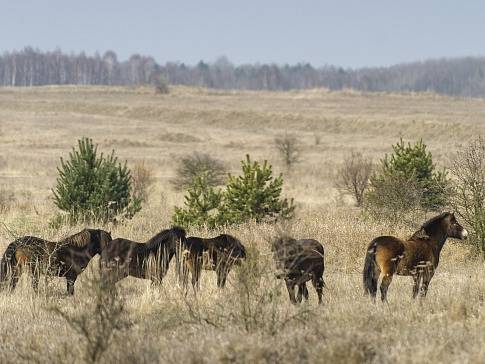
top-left (0, 241), bottom-right (19, 286)
top-left (363, 240), bottom-right (379, 298)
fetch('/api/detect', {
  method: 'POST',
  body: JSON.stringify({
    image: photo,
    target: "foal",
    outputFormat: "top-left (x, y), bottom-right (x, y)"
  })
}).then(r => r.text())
top-left (363, 212), bottom-right (467, 301)
top-left (100, 226), bottom-right (186, 285)
top-left (0, 229), bottom-right (112, 294)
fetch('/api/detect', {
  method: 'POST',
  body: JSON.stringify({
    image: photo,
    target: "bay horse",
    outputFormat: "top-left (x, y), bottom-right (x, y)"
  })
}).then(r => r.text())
top-left (272, 236), bottom-right (325, 304)
top-left (179, 234), bottom-right (246, 290)
top-left (100, 226), bottom-right (186, 286)
top-left (0, 229), bottom-right (112, 295)
top-left (363, 212), bottom-right (468, 302)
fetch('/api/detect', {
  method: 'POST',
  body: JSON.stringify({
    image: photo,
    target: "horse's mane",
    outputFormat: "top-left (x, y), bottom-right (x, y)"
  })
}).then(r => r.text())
top-left (411, 212), bottom-right (450, 240)
top-left (61, 229), bottom-right (93, 247)
top-left (145, 226), bottom-right (186, 250)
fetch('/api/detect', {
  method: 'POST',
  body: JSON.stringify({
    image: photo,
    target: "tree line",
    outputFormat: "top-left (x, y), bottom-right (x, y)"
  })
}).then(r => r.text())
top-left (2, 47), bottom-right (485, 96)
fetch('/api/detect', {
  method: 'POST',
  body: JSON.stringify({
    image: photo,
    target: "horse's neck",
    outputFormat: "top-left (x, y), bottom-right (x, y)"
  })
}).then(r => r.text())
top-left (427, 230), bottom-right (448, 258)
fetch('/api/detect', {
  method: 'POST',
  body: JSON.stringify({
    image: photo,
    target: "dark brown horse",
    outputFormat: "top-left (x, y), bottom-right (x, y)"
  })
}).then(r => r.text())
top-left (179, 234), bottom-right (246, 290)
top-left (273, 236), bottom-right (325, 304)
top-left (100, 226), bottom-right (186, 285)
top-left (363, 212), bottom-right (468, 302)
top-left (0, 229), bottom-right (112, 294)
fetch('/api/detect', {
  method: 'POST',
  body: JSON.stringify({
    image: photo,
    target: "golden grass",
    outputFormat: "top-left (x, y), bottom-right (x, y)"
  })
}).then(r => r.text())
top-left (0, 86), bottom-right (484, 363)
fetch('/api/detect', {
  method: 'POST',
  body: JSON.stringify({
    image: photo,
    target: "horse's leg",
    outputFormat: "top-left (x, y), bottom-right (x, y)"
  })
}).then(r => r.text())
top-left (65, 273), bottom-right (77, 295)
top-left (216, 263), bottom-right (229, 288)
top-left (302, 283), bottom-right (309, 301)
top-left (412, 274), bottom-right (421, 299)
top-left (296, 283), bottom-right (304, 303)
top-left (285, 279), bottom-right (297, 304)
top-left (312, 274), bottom-right (324, 304)
top-left (9, 265), bottom-right (21, 291)
top-left (419, 265), bottom-right (434, 298)
top-left (30, 264), bottom-right (40, 293)
top-left (380, 274), bottom-right (393, 302)
top-left (191, 260), bottom-right (202, 292)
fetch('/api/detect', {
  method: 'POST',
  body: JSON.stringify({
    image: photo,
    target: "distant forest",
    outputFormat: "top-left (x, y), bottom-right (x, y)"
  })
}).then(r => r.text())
top-left (2, 47), bottom-right (485, 96)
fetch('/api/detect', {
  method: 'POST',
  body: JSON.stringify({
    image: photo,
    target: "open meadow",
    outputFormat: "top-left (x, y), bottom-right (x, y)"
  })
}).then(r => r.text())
top-left (1, 86), bottom-right (485, 363)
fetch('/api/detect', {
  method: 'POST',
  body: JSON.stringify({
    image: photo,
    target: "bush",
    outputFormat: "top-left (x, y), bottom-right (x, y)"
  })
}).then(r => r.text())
top-left (171, 152), bottom-right (226, 191)
top-left (0, 188), bottom-right (15, 213)
top-left (153, 74), bottom-right (170, 94)
top-left (50, 271), bottom-right (131, 363)
top-left (451, 137), bottom-right (485, 256)
top-left (172, 155), bottom-right (294, 227)
top-left (222, 155), bottom-right (295, 224)
top-left (131, 161), bottom-right (154, 203)
top-left (172, 174), bottom-right (224, 228)
top-left (365, 139), bottom-right (448, 221)
top-left (335, 152), bottom-right (373, 206)
top-left (52, 137), bottom-right (141, 224)
top-left (274, 133), bottom-right (301, 170)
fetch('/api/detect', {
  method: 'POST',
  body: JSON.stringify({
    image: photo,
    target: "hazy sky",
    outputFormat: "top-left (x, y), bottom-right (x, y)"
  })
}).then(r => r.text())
top-left (1, 0), bottom-right (484, 68)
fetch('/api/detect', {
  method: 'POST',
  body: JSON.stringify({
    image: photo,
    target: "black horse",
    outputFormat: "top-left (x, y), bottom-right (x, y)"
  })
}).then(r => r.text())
top-left (273, 236), bottom-right (325, 304)
top-left (100, 226), bottom-right (186, 285)
top-left (0, 229), bottom-right (112, 294)
top-left (179, 234), bottom-right (246, 290)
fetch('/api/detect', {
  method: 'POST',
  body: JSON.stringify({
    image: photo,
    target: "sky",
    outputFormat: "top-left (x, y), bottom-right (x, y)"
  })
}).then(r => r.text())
top-left (0, 0), bottom-right (484, 69)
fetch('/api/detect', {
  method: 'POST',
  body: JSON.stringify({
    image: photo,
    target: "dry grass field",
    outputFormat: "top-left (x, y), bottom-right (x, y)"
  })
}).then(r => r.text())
top-left (1, 85), bottom-right (485, 363)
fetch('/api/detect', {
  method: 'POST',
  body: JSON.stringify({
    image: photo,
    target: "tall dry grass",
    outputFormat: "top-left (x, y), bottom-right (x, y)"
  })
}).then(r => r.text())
top-left (0, 86), bottom-right (484, 363)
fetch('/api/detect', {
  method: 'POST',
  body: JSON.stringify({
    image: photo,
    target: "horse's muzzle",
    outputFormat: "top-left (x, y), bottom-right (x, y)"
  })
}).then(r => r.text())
top-left (461, 229), bottom-right (468, 240)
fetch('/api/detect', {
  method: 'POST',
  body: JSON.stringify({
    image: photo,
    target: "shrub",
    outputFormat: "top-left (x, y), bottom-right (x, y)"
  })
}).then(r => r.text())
top-left (50, 271), bottom-right (131, 363)
top-left (172, 174), bottom-right (224, 228)
top-left (274, 133), bottom-right (301, 170)
top-left (153, 74), bottom-right (170, 94)
top-left (335, 152), bottom-right (373, 206)
top-left (450, 137), bottom-right (485, 256)
top-left (222, 155), bottom-right (295, 224)
top-left (171, 152), bottom-right (226, 191)
top-left (172, 155), bottom-right (294, 227)
top-left (52, 137), bottom-right (141, 224)
top-left (365, 139), bottom-right (448, 221)
top-left (131, 161), bottom-right (154, 203)
top-left (0, 188), bottom-right (15, 213)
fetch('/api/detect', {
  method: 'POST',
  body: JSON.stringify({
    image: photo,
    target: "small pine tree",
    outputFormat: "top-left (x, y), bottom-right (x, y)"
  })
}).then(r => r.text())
top-left (172, 155), bottom-right (294, 228)
top-left (53, 137), bottom-right (141, 223)
top-left (222, 155), bottom-right (294, 224)
top-left (172, 174), bottom-right (223, 228)
top-left (365, 139), bottom-right (448, 221)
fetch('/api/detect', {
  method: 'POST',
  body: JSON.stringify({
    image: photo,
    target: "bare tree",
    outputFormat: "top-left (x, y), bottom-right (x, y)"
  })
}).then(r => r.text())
top-left (131, 161), bottom-right (154, 203)
top-left (450, 137), bottom-right (485, 256)
top-left (171, 152), bottom-right (226, 190)
top-left (274, 133), bottom-right (301, 171)
top-left (335, 152), bottom-right (373, 206)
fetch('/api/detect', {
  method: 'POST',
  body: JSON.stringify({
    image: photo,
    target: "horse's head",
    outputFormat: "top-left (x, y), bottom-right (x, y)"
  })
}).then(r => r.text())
top-left (97, 229), bottom-right (113, 251)
top-left (446, 212), bottom-right (468, 240)
top-left (219, 235), bottom-right (246, 264)
top-left (171, 226), bottom-right (187, 242)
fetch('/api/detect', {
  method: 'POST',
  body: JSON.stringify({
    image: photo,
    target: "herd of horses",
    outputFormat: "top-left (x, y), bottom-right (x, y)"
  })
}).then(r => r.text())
top-left (0, 211), bottom-right (468, 304)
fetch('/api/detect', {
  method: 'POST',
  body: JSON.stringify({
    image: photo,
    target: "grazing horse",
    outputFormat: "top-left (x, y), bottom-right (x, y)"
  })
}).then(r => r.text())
top-left (272, 236), bottom-right (325, 304)
top-left (0, 229), bottom-right (112, 295)
top-left (100, 226), bottom-right (186, 285)
top-left (363, 212), bottom-right (468, 302)
top-left (179, 234), bottom-right (246, 290)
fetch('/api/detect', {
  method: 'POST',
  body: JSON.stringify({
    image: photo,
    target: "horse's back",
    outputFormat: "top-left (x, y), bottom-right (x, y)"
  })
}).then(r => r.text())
top-left (298, 239), bottom-right (324, 256)
top-left (102, 238), bottom-right (140, 260)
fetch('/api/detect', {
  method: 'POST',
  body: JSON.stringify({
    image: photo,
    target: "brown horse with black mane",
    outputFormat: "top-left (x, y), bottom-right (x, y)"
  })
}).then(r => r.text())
top-left (179, 234), bottom-right (246, 290)
top-left (0, 229), bottom-right (112, 294)
top-left (272, 236), bottom-right (325, 304)
top-left (100, 226), bottom-right (186, 285)
top-left (363, 212), bottom-right (468, 302)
